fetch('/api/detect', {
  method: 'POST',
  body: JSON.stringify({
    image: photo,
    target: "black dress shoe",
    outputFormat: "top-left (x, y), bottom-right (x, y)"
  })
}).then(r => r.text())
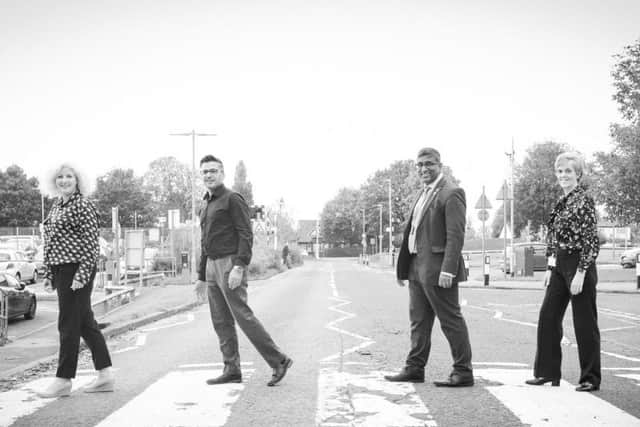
top-left (384, 368), bottom-right (425, 383)
top-left (268, 357), bottom-right (293, 387)
top-left (433, 373), bottom-right (474, 387)
top-left (206, 372), bottom-right (242, 385)
top-left (525, 377), bottom-right (560, 386)
top-left (575, 382), bottom-right (599, 392)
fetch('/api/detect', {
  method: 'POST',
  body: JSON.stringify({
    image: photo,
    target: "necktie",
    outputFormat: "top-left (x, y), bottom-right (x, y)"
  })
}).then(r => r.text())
top-left (408, 186), bottom-right (430, 254)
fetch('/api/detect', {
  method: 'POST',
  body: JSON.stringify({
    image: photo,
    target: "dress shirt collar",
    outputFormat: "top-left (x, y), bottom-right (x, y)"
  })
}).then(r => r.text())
top-left (424, 173), bottom-right (444, 193)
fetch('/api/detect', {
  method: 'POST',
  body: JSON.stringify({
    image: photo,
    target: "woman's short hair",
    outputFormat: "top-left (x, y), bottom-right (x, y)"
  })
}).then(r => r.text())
top-left (42, 163), bottom-right (93, 197)
top-left (555, 152), bottom-right (586, 180)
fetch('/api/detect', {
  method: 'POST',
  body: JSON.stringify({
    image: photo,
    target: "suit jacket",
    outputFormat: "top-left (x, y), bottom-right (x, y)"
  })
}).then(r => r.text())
top-left (396, 178), bottom-right (467, 284)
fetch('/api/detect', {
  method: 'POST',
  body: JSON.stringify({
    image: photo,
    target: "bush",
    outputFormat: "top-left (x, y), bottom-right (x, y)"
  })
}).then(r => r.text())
top-left (289, 246), bottom-right (304, 266)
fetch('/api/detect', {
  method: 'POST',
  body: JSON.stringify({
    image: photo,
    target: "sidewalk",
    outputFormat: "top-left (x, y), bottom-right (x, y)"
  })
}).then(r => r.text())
top-left (365, 260), bottom-right (640, 294)
top-left (0, 280), bottom-right (201, 381)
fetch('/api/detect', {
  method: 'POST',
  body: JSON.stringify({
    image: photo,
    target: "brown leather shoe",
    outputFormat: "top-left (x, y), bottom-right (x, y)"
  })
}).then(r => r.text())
top-left (206, 372), bottom-right (242, 385)
top-left (384, 367), bottom-right (425, 383)
top-left (433, 373), bottom-right (474, 387)
top-left (268, 357), bottom-right (293, 387)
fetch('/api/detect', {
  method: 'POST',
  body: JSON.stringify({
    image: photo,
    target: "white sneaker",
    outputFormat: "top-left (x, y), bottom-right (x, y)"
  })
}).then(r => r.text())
top-left (36, 379), bottom-right (72, 398)
top-left (83, 377), bottom-right (115, 393)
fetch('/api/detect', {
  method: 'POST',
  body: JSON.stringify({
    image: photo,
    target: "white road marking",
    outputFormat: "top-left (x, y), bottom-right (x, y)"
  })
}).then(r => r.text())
top-left (95, 368), bottom-right (254, 427)
top-left (601, 325), bottom-right (639, 332)
top-left (615, 374), bottom-right (640, 386)
top-left (178, 362), bottom-right (254, 369)
top-left (601, 350), bottom-right (640, 363)
top-left (474, 362), bottom-right (529, 367)
top-left (140, 313), bottom-right (195, 332)
top-left (316, 368), bottom-right (437, 427)
top-left (600, 308), bottom-right (640, 323)
top-left (475, 368), bottom-right (640, 426)
top-left (321, 268), bottom-right (374, 363)
top-left (602, 367), bottom-right (640, 371)
top-left (0, 376), bottom-right (95, 426)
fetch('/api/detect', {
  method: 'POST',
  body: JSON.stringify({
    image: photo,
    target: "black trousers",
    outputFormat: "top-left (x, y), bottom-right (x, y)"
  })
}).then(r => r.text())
top-left (533, 250), bottom-right (601, 386)
top-left (406, 256), bottom-right (473, 375)
top-left (53, 263), bottom-right (112, 379)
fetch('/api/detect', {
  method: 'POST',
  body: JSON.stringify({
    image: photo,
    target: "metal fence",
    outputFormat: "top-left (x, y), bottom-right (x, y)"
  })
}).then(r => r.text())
top-left (0, 291), bottom-right (7, 346)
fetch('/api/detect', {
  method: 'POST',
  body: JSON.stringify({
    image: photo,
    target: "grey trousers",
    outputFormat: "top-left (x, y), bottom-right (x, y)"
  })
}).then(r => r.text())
top-left (206, 256), bottom-right (285, 372)
top-left (406, 256), bottom-right (473, 375)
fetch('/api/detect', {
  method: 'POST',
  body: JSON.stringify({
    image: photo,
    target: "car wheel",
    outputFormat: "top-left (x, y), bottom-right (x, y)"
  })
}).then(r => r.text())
top-left (25, 298), bottom-right (36, 320)
top-left (31, 270), bottom-right (38, 284)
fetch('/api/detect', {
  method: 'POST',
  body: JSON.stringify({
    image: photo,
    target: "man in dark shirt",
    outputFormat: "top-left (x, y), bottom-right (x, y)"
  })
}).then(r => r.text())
top-left (195, 154), bottom-right (292, 386)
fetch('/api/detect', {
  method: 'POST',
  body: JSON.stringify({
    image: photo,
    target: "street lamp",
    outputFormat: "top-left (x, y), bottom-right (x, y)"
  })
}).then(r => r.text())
top-left (274, 197), bottom-right (284, 250)
top-left (361, 207), bottom-right (366, 257)
top-left (388, 179), bottom-right (393, 258)
top-left (378, 203), bottom-right (383, 254)
top-left (169, 129), bottom-right (216, 283)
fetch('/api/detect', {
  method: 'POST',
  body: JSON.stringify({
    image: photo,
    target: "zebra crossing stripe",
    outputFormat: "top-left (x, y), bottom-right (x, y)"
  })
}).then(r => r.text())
top-left (0, 376), bottom-right (95, 426)
top-left (475, 368), bottom-right (640, 426)
top-left (316, 367), bottom-right (437, 427)
top-left (95, 369), bottom-right (254, 427)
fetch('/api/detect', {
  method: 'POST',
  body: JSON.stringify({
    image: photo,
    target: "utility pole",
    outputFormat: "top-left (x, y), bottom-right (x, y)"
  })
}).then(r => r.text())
top-left (388, 179), bottom-right (393, 260)
top-left (169, 129), bottom-right (216, 283)
top-left (362, 207), bottom-right (366, 257)
top-left (378, 204), bottom-right (383, 254)
top-left (506, 140), bottom-right (515, 277)
top-left (274, 197), bottom-right (284, 250)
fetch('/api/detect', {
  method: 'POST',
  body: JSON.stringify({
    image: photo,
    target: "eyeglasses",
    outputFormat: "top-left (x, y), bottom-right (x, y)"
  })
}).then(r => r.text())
top-left (200, 169), bottom-right (220, 175)
top-left (415, 162), bottom-right (438, 169)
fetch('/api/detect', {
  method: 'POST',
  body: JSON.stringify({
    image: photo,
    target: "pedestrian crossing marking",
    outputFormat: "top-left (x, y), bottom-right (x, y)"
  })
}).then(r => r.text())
top-left (0, 376), bottom-right (95, 426)
top-left (95, 368), bottom-right (254, 427)
top-left (475, 368), bottom-right (640, 426)
top-left (316, 367), bottom-right (436, 427)
top-left (616, 373), bottom-right (640, 386)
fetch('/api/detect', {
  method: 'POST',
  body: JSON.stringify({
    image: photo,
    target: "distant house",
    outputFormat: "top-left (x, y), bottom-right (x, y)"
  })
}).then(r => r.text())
top-left (296, 220), bottom-right (320, 254)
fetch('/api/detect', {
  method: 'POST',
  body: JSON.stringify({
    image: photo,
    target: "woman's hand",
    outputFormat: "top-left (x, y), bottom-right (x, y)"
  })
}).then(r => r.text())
top-left (43, 278), bottom-right (54, 293)
top-left (71, 279), bottom-right (85, 291)
top-left (570, 271), bottom-right (585, 295)
top-left (543, 270), bottom-right (552, 287)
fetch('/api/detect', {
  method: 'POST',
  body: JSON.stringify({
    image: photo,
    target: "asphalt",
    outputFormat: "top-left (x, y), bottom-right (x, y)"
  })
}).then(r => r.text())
top-left (1, 258), bottom-right (638, 382)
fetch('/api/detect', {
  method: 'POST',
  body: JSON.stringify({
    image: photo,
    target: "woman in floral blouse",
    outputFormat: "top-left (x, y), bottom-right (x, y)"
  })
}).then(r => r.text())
top-left (526, 152), bottom-right (601, 392)
top-left (37, 163), bottom-right (114, 398)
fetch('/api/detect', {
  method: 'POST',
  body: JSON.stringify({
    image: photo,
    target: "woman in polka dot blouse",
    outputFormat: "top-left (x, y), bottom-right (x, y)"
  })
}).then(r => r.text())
top-left (36, 163), bottom-right (114, 398)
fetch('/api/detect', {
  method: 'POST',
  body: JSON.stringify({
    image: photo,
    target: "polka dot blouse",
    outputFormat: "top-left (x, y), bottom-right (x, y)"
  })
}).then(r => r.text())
top-left (43, 192), bottom-right (100, 285)
top-left (546, 185), bottom-right (599, 272)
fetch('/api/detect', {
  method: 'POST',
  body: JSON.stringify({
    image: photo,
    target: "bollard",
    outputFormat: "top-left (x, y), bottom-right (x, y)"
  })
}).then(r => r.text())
top-left (636, 253), bottom-right (640, 290)
top-left (483, 255), bottom-right (490, 286)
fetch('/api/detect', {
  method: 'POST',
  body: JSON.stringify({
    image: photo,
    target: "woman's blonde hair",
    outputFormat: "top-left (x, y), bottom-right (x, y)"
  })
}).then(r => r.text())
top-left (554, 151), bottom-right (586, 181)
top-left (42, 163), bottom-right (93, 197)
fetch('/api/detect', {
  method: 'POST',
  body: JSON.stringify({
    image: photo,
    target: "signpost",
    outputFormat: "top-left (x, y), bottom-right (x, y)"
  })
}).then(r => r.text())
top-left (475, 187), bottom-right (492, 285)
top-left (496, 181), bottom-right (513, 278)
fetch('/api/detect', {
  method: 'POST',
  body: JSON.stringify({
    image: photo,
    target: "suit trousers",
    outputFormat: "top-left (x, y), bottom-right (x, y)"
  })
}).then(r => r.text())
top-left (406, 256), bottom-right (473, 375)
top-left (206, 256), bottom-right (285, 373)
top-left (533, 250), bottom-right (601, 386)
top-left (54, 263), bottom-right (112, 379)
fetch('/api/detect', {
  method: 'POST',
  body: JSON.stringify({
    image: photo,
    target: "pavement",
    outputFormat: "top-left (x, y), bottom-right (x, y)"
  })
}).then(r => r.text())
top-left (1, 258), bottom-right (637, 382)
top-left (0, 278), bottom-right (202, 381)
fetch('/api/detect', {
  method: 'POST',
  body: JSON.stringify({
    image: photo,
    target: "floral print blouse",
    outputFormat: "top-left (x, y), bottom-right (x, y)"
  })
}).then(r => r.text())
top-left (546, 185), bottom-right (599, 272)
top-left (43, 192), bottom-right (100, 286)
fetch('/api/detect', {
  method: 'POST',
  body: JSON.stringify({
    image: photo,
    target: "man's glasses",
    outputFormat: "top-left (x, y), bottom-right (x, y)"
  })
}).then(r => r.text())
top-left (200, 169), bottom-right (220, 175)
top-left (415, 162), bottom-right (438, 169)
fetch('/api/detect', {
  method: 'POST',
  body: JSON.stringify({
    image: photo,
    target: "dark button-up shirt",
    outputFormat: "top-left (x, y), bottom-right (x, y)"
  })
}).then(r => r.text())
top-left (198, 184), bottom-right (252, 281)
top-left (43, 192), bottom-right (99, 286)
top-left (546, 185), bottom-right (599, 272)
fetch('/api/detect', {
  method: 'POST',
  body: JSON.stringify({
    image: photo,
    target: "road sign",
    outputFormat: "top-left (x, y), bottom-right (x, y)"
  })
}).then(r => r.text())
top-left (496, 182), bottom-right (513, 200)
top-left (475, 194), bottom-right (492, 210)
top-left (478, 209), bottom-right (489, 222)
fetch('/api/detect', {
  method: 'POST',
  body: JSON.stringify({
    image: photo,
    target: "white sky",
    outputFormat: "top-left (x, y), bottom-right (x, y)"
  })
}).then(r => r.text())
top-left (1, 0), bottom-right (638, 225)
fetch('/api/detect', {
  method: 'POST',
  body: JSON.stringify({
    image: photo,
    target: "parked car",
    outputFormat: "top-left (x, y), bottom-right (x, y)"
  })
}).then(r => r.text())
top-left (0, 235), bottom-right (41, 252)
top-left (0, 250), bottom-right (38, 284)
top-left (620, 247), bottom-right (640, 268)
top-left (502, 242), bottom-right (548, 274)
top-left (0, 272), bottom-right (37, 320)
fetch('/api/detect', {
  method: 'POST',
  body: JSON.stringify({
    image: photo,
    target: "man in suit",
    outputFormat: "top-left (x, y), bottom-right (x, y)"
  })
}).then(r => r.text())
top-left (385, 147), bottom-right (473, 387)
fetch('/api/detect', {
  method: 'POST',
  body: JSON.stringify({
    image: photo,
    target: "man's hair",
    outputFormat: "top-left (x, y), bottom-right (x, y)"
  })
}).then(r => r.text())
top-left (416, 147), bottom-right (441, 163)
top-left (200, 154), bottom-right (224, 169)
top-left (555, 151), bottom-right (585, 180)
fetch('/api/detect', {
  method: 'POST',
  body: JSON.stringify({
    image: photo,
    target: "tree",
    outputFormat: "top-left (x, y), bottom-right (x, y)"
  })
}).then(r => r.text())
top-left (591, 39), bottom-right (640, 225)
top-left (143, 157), bottom-right (192, 223)
top-left (0, 165), bottom-right (42, 227)
top-left (92, 169), bottom-right (153, 228)
top-left (320, 188), bottom-right (363, 246)
top-left (232, 161), bottom-right (254, 206)
top-left (511, 141), bottom-right (569, 236)
top-left (612, 39), bottom-right (640, 125)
